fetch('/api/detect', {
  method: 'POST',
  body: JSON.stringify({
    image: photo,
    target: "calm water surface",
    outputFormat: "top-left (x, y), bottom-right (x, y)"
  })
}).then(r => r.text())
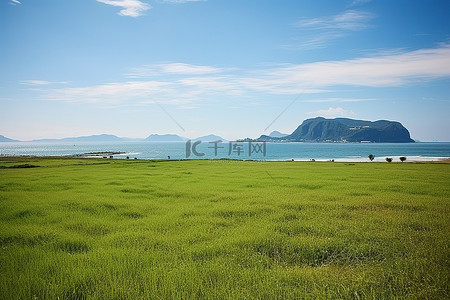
top-left (1, 142), bottom-right (449, 162)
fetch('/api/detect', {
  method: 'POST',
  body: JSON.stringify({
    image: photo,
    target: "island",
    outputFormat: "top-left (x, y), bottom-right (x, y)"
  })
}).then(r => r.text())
top-left (257, 117), bottom-right (415, 143)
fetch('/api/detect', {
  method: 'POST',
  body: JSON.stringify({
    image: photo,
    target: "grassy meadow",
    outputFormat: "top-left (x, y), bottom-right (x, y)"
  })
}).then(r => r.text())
top-left (0, 157), bottom-right (449, 299)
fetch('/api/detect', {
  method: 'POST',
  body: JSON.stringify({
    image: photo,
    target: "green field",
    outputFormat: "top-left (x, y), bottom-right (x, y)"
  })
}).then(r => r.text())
top-left (0, 157), bottom-right (448, 299)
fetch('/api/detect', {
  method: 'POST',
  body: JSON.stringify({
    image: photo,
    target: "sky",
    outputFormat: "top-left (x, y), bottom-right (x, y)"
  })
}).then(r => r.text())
top-left (1, 0), bottom-right (450, 141)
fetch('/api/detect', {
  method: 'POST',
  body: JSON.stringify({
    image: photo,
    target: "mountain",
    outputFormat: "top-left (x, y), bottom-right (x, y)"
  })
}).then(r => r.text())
top-left (268, 131), bottom-right (288, 138)
top-left (33, 134), bottom-right (123, 142)
top-left (0, 135), bottom-right (19, 142)
top-left (193, 134), bottom-right (227, 142)
top-left (145, 134), bottom-right (186, 142)
top-left (257, 117), bottom-right (414, 143)
top-left (119, 137), bottom-right (145, 142)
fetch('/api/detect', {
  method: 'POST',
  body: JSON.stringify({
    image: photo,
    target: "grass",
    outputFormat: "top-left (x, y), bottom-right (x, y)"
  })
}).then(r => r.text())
top-left (0, 157), bottom-right (448, 299)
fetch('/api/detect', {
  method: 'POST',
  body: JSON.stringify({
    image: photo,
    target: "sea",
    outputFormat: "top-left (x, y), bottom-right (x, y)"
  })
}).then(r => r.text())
top-left (1, 141), bottom-right (449, 162)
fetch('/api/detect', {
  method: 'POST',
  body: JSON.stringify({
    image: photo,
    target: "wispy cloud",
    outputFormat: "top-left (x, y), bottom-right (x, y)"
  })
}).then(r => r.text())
top-left (9, 0), bottom-right (21, 5)
top-left (283, 33), bottom-right (345, 51)
top-left (422, 97), bottom-right (450, 103)
top-left (20, 80), bottom-right (68, 86)
top-left (20, 80), bottom-right (52, 86)
top-left (161, 63), bottom-right (221, 74)
top-left (96, 0), bottom-right (151, 17)
top-left (40, 44), bottom-right (450, 106)
top-left (161, 0), bottom-right (206, 3)
top-left (311, 107), bottom-right (355, 117)
top-left (44, 75), bottom-right (245, 105)
top-left (303, 98), bottom-right (377, 103)
top-left (350, 0), bottom-right (372, 7)
top-left (296, 10), bottom-right (374, 31)
top-left (290, 10), bottom-right (375, 50)
top-left (266, 44), bottom-right (450, 88)
top-left (46, 80), bottom-right (172, 104)
top-left (126, 63), bottom-right (223, 78)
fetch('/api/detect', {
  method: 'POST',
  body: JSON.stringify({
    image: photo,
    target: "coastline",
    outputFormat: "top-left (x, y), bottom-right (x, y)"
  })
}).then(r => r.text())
top-left (1, 154), bottom-right (449, 163)
top-left (1, 141), bottom-right (449, 162)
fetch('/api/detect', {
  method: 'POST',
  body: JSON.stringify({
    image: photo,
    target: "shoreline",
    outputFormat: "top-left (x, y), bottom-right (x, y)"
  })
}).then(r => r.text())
top-left (1, 155), bottom-right (449, 163)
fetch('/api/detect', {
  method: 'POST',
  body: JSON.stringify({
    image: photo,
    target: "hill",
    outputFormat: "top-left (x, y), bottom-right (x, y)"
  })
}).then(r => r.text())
top-left (145, 134), bottom-right (185, 142)
top-left (33, 134), bottom-right (123, 143)
top-left (269, 131), bottom-right (288, 138)
top-left (257, 117), bottom-right (414, 143)
top-left (0, 135), bottom-right (19, 142)
top-left (193, 134), bottom-right (227, 142)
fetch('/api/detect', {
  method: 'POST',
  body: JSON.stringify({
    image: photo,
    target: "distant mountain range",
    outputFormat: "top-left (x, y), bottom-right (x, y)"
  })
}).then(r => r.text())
top-left (0, 135), bottom-right (19, 142)
top-left (0, 133), bottom-right (227, 143)
top-left (144, 134), bottom-right (186, 142)
top-left (257, 117), bottom-right (414, 143)
top-left (193, 134), bottom-right (227, 142)
top-left (0, 118), bottom-right (415, 143)
top-left (268, 131), bottom-right (288, 138)
top-left (31, 134), bottom-right (124, 143)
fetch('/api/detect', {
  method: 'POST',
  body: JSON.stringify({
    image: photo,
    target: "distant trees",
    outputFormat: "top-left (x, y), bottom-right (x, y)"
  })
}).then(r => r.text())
top-left (368, 155), bottom-right (407, 162)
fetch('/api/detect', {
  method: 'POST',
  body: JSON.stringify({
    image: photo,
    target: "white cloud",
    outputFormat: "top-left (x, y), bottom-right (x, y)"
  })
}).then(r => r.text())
top-left (40, 44), bottom-right (450, 106)
top-left (351, 0), bottom-right (372, 6)
top-left (44, 75), bottom-right (245, 105)
top-left (303, 98), bottom-right (376, 103)
top-left (9, 0), bottom-right (21, 5)
top-left (283, 33), bottom-right (345, 51)
top-left (21, 80), bottom-right (52, 86)
top-left (161, 0), bottom-right (206, 3)
top-left (96, 0), bottom-right (151, 17)
top-left (126, 63), bottom-right (222, 78)
top-left (21, 80), bottom-right (68, 86)
top-left (296, 10), bottom-right (374, 31)
top-left (292, 10), bottom-right (374, 49)
top-left (46, 80), bottom-right (171, 103)
top-left (161, 63), bottom-right (221, 74)
top-left (312, 107), bottom-right (355, 117)
top-left (264, 44), bottom-right (450, 89)
top-left (177, 76), bottom-right (243, 95)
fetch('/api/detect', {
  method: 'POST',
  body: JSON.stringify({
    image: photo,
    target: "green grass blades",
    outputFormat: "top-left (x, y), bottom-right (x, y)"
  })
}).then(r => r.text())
top-left (0, 157), bottom-right (449, 299)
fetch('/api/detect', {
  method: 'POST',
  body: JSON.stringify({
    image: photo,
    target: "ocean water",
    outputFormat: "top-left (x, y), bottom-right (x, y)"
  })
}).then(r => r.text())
top-left (1, 141), bottom-right (449, 162)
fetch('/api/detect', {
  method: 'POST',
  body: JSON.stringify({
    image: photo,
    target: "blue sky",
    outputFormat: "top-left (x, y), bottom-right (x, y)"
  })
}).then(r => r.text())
top-left (1, 0), bottom-right (450, 141)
